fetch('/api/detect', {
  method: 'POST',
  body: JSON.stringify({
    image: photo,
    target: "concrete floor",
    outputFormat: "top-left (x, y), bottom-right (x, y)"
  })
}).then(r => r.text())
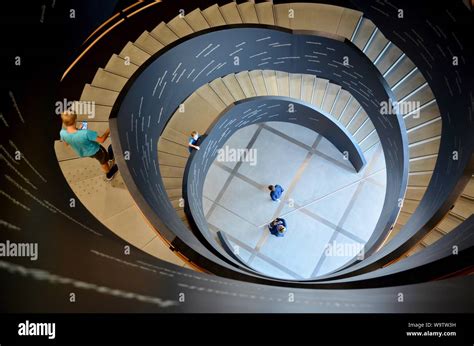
top-left (202, 122), bottom-right (386, 280)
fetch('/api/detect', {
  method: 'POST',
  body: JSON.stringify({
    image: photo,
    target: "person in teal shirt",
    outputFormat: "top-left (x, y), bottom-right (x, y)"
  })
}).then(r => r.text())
top-left (60, 111), bottom-right (118, 180)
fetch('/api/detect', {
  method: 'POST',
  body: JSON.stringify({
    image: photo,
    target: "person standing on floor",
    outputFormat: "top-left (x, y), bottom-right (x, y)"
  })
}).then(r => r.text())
top-left (268, 184), bottom-right (284, 202)
top-left (268, 217), bottom-right (287, 237)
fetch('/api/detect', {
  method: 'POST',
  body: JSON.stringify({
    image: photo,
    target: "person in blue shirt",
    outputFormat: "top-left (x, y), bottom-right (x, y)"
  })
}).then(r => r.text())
top-left (268, 218), bottom-right (287, 237)
top-left (268, 184), bottom-right (284, 202)
top-left (188, 131), bottom-right (201, 153)
top-left (60, 111), bottom-right (118, 181)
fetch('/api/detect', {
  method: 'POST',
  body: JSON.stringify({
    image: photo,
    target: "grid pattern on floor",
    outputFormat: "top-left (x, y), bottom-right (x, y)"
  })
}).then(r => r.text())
top-left (202, 122), bottom-right (386, 280)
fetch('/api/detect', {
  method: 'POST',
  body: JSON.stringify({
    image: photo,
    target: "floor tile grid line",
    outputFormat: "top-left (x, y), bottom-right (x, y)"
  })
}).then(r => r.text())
top-left (271, 167), bottom-right (387, 226)
top-left (214, 161), bottom-right (265, 191)
top-left (247, 135), bottom-right (323, 265)
top-left (212, 152), bottom-right (387, 232)
top-left (207, 222), bottom-right (304, 280)
top-left (310, 144), bottom-right (384, 277)
top-left (205, 125), bottom-right (263, 220)
top-left (202, 127), bottom-right (385, 279)
top-left (337, 144), bottom-right (384, 231)
top-left (295, 205), bottom-right (366, 244)
top-left (365, 175), bottom-right (386, 188)
top-left (203, 194), bottom-right (261, 228)
top-left (261, 124), bottom-right (355, 173)
top-left (309, 183), bottom-right (363, 277)
top-left (212, 161), bottom-right (384, 246)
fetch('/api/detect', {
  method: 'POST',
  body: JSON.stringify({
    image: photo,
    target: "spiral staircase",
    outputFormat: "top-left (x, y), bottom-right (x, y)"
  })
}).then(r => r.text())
top-left (1, 0), bottom-right (473, 313)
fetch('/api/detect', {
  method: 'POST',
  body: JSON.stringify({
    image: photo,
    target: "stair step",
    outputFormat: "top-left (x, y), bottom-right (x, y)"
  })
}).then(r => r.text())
top-left (160, 165), bottom-right (185, 178)
top-left (185, 8), bottom-right (210, 31)
top-left (249, 70), bottom-right (268, 96)
top-left (436, 213), bottom-right (463, 234)
top-left (409, 154), bottom-right (438, 172)
top-left (360, 131), bottom-right (380, 152)
top-left (80, 84), bottom-right (119, 107)
top-left (150, 22), bottom-right (179, 45)
top-left (396, 211), bottom-right (411, 225)
top-left (375, 44), bottom-right (403, 75)
top-left (176, 209), bottom-right (187, 220)
top-left (337, 8), bottom-right (363, 40)
top-left (202, 4), bottom-right (226, 26)
top-left (167, 15), bottom-right (194, 37)
top-left (167, 92), bottom-right (220, 135)
top-left (311, 78), bottom-right (329, 108)
top-left (237, 3), bottom-right (259, 24)
top-left (330, 91), bottom-right (351, 119)
top-left (393, 70), bottom-right (426, 100)
top-left (220, 2), bottom-right (243, 24)
top-left (339, 98), bottom-right (359, 125)
top-left (408, 171), bottom-right (433, 187)
top-left (407, 118), bottom-right (442, 144)
top-left (354, 120), bottom-right (375, 143)
top-left (404, 101), bottom-right (440, 130)
top-left (104, 54), bottom-right (139, 78)
top-left (347, 109), bottom-right (368, 134)
top-left (273, 4), bottom-right (291, 28)
top-left (421, 229), bottom-right (444, 247)
top-left (262, 70), bottom-right (279, 96)
top-left (385, 57), bottom-right (416, 87)
top-left (365, 30), bottom-right (388, 61)
top-left (288, 3), bottom-right (345, 33)
top-left (158, 151), bottom-right (188, 168)
top-left (222, 74), bottom-right (246, 100)
top-left (408, 136), bottom-right (441, 158)
top-left (405, 243), bottom-right (425, 257)
top-left (405, 186), bottom-right (427, 201)
top-left (166, 188), bottom-right (182, 199)
top-left (161, 127), bottom-right (189, 146)
top-left (401, 84), bottom-right (435, 109)
top-left (119, 42), bottom-right (150, 66)
top-left (386, 223), bottom-right (403, 243)
top-left (462, 177), bottom-right (474, 200)
top-left (91, 68), bottom-right (128, 92)
top-left (235, 71), bottom-right (257, 97)
top-left (321, 83), bottom-right (341, 114)
top-left (275, 71), bottom-right (290, 97)
top-left (450, 197), bottom-right (472, 220)
top-left (300, 74), bottom-right (316, 103)
top-left (170, 198), bottom-right (184, 209)
top-left (209, 78), bottom-right (236, 105)
top-left (162, 177), bottom-right (183, 189)
top-left (158, 138), bottom-right (190, 158)
top-left (195, 84), bottom-right (227, 112)
top-left (71, 102), bottom-right (112, 122)
top-left (352, 18), bottom-right (376, 50)
top-left (289, 74), bottom-right (302, 100)
top-left (134, 31), bottom-right (165, 55)
top-left (255, 2), bottom-right (275, 25)
top-left (400, 199), bottom-right (419, 214)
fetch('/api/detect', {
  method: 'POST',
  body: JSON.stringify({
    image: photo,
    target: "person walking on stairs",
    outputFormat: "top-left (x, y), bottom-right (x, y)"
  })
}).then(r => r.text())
top-left (188, 131), bottom-right (201, 153)
top-left (60, 111), bottom-right (118, 181)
